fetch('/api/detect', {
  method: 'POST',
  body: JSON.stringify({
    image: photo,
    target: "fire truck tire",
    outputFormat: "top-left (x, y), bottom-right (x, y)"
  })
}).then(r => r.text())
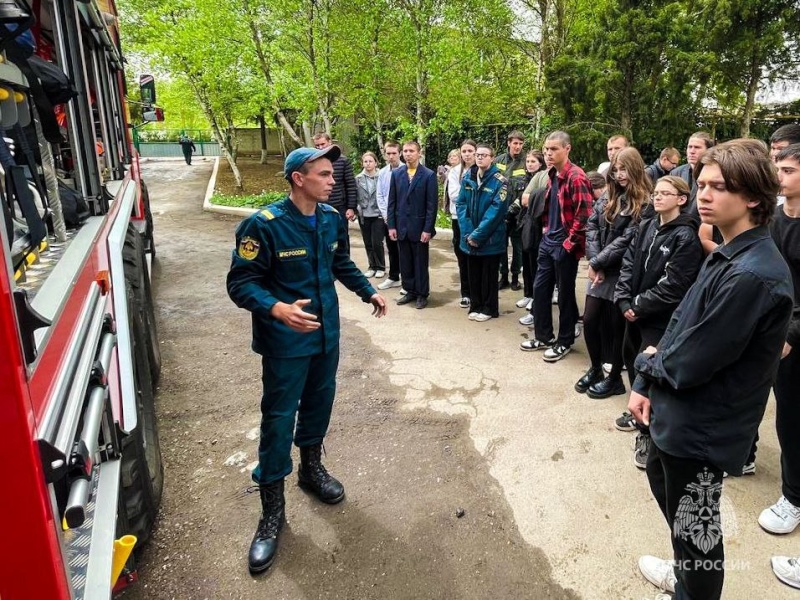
top-left (141, 179), bottom-right (156, 258)
top-left (123, 224), bottom-right (161, 385)
top-left (120, 281), bottom-right (164, 548)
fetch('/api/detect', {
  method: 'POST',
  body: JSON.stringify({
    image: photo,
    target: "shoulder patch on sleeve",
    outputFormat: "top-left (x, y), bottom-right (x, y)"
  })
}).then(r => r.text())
top-left (494, 172), bottom-right (507, 183)
top-left (260, 208), bottom-right (275, 220)
top-left (319, 203), bottom-right (337, 212)
top-left (238, 236), bottom-right (260, 260)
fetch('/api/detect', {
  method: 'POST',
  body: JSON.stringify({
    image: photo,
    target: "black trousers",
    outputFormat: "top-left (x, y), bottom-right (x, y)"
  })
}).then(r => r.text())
top-left (584, 296), bottom-right (625, 377)
top-left (647, 443), bottom-right (725, 600)
top-left (500, 229), bottom-right (522, 279)
top-left (467, 253), bottom-right (501, 317)
top-left (398, 238), bottom-right (430, 298)
top-left (182, 149), bottom-right (192, 165)
top-left (623, 320), bottom-right (666, 434)
top-left (336, 207), bottom-right (351, 255)
top-left (533, 242), bottom-right (579, 346)
top-left (522, 244), bottom-right (538, 299)
top-left (748, 350), bottom-right (800, 503)
top-left (359, 216), bottom-right (385, 271)
top-left (384, 223), bottom-right (400, 281)
top-left (451, 219), bottom-right (470, 298)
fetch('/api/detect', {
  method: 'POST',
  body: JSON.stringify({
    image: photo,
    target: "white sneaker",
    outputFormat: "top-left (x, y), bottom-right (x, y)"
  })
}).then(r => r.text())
top-left (363, 269), bottom-right (376, 278)
top-left (516, 296), bottom-right (532, 308)
top-left (526, 298), bottom-right (533, 311)
top-left (473, 313), bottom-right (491, 322)
top-left (459, 297), bottom-right (471, 308)
top-left (574, 322), bottom-right (583, 338)
top-left (551, 288), bottom-right (559, 304)
top-left (759, 496), bottom-right (800, 534)
top-left (771, 556), bottom-right (800, 589)
top-left (374, 270), bottom-right (385, 278)
top-left (518, 314), bottom-right (534, 326)
top-left (468, 312), bottom-right (479, 320)
top-left (638, 555), bottom-right (676, 593)
top-left (378, 278), bottom-right (401, 290)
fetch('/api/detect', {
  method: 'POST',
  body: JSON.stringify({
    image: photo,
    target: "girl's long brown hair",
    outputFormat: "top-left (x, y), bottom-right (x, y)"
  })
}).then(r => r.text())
top-left (605, 147), bottom-right (652, 223)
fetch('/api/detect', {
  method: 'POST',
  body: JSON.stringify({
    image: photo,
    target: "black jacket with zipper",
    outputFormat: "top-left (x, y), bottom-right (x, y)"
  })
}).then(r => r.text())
top-left (614, 212), bottom-right (703, 330)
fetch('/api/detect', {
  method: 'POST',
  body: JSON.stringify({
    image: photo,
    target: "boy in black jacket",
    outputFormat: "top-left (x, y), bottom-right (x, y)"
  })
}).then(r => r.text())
top-left (629, 140), bottom-right (793, 600)
top-left (613, 176), bottom-right (704, 469)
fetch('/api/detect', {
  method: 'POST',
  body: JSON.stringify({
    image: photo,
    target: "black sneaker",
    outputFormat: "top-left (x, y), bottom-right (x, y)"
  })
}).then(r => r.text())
top-left (633, 433), bottom-right (651, 470)
top-left (542, 344), bottom-right (571, 362)
top-left (520, 338), bottom-right (555, 352)
top-left (614, 411), bottom-right (637, 432)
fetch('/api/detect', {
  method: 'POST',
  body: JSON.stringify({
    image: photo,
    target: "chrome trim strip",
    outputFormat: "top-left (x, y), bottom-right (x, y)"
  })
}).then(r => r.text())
top-left (53, 296), bottom-right (107, 456)
top-left (38, 283), bottom-right (102, 443)
top-left (107, 180), bottom-right (137, 432)
top-left (83, 458), bottom-right (121, 599)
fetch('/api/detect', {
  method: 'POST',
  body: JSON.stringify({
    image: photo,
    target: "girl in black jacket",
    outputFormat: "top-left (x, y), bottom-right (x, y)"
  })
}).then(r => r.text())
top-left (612, 175), bottom-right (704, 466)
top-left (575, 147), bottom-right (653, 399)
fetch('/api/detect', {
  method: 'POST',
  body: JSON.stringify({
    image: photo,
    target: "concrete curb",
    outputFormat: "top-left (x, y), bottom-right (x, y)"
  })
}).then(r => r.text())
top-left (201, 158), bottom-right (455, 238)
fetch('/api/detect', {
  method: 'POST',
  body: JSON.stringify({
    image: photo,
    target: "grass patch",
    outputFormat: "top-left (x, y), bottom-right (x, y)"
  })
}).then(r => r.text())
top-left (210, 190), bottom-right (286, 208)
top-left (436, 210), bottom-right (452, 229)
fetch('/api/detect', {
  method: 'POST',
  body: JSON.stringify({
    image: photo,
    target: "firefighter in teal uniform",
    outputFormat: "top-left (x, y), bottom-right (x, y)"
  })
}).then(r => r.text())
top-left (227, 145), bottom-right (387, 574)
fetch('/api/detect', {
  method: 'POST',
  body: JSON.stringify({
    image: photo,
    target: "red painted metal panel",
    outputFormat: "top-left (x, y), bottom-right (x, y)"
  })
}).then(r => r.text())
top-left (0, 272), bottom-right (71, 599)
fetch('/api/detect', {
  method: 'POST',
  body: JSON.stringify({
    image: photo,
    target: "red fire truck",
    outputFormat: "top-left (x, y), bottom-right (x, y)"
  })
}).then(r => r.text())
top-left (0, 0), bottom-right (162, 598)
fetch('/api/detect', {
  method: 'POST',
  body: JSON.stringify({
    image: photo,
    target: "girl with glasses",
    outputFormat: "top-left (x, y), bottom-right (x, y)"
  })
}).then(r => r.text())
top-left (612, 175), bottom-right (704, 467)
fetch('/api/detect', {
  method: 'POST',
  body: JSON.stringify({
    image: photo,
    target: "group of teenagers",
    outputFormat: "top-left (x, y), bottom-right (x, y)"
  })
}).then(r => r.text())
top-left (344, 124), bottom-right (800, 598)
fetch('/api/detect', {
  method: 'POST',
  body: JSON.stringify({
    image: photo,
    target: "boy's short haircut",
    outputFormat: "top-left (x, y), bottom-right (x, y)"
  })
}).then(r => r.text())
top-left (776, 143), bottom-right (800, 164)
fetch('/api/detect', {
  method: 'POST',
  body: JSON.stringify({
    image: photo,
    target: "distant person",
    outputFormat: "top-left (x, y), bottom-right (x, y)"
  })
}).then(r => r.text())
top-left (376, 141), bottom-right (404, 291)
top-left (447, 139), bottom-right (478, 308)
top-left (387, 141), bottom-right (438, 309)
top-left (313, 132), bottom-right (357, 253)
top-left (494, 130), bottom-right (527, 291)
top-left (769, 123), bottom-right (800, 162)
top-left (644, 147), bottom-right (680, 184)
top-left (598, 135), bottom-right (629, 175)
top-left (356, 151), bottom-right (385, 278)
top-left (670, 131), bottom-right (715, 216)
top-left (179, 135), bottom-right (195, 165)
top-left (227, 145), bottom-right (387, 575)
top-left (515, 149), bottom-right (547, 323)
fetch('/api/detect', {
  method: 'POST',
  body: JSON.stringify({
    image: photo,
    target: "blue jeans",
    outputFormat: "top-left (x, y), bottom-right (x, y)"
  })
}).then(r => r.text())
top-left (253, 349), bottom-right (340, 484)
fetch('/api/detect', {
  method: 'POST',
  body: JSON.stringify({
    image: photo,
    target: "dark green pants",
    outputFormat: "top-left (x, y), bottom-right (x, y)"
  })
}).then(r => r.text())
top-left (253, 349), bottom-right (340, 484)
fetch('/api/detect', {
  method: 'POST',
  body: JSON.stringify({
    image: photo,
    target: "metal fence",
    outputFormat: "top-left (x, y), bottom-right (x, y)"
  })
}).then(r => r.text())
top-left (137, 141), bottom-right (221, 158)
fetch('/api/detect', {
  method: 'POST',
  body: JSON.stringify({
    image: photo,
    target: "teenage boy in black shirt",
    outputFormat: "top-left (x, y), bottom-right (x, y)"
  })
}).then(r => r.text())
top-left (762, 144), bottom-right (800, 541)
top-left (628, 140), bottom-right (793, 600)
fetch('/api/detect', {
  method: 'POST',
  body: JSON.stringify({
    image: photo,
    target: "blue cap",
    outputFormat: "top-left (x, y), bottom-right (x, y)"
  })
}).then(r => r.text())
top-left (283, 145), bottom-right (341, 181)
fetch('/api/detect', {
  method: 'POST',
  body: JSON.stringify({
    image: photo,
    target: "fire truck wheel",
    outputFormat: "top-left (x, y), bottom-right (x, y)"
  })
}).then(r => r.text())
top-left (120, 280), bottom-right (164, 548)
top-left (123, 224), bottom-right (161, 385)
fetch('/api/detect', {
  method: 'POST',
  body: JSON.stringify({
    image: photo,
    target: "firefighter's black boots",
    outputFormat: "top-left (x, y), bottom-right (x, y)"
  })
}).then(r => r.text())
top-left (298, 444), bottom-right (345, 504)
top-left (248, 479), bottom-right (285, 574)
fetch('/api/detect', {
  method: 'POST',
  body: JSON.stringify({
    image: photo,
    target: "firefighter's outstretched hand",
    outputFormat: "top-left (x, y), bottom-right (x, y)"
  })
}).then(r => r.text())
top-left (271, 299), bottom-right (320, 332)
top-left (369, 294), bottom-right (387, 318)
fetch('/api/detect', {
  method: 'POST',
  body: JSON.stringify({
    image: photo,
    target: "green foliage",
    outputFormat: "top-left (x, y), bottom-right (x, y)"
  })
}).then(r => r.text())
top-left (436, 209), bottom-right (452, 230)
top-left (120, 0), bottom-right (800, 171)
top-left (209, 191), bottom-right (286, 208)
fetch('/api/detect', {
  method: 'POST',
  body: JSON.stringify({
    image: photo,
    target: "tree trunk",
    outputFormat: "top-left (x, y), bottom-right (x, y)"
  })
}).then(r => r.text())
top-left (258, 114), bottom-right (268, 164)
top-left (415, 29), bottom-right (428, 153)
top-left (243, 0), bottom-right (304, 147)
top-left (302, 121), bottom-right (314, 146)
top-left (186, 75), bottom-right (243, 189)
top-left (740, 43), bottom-right (762, 138)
